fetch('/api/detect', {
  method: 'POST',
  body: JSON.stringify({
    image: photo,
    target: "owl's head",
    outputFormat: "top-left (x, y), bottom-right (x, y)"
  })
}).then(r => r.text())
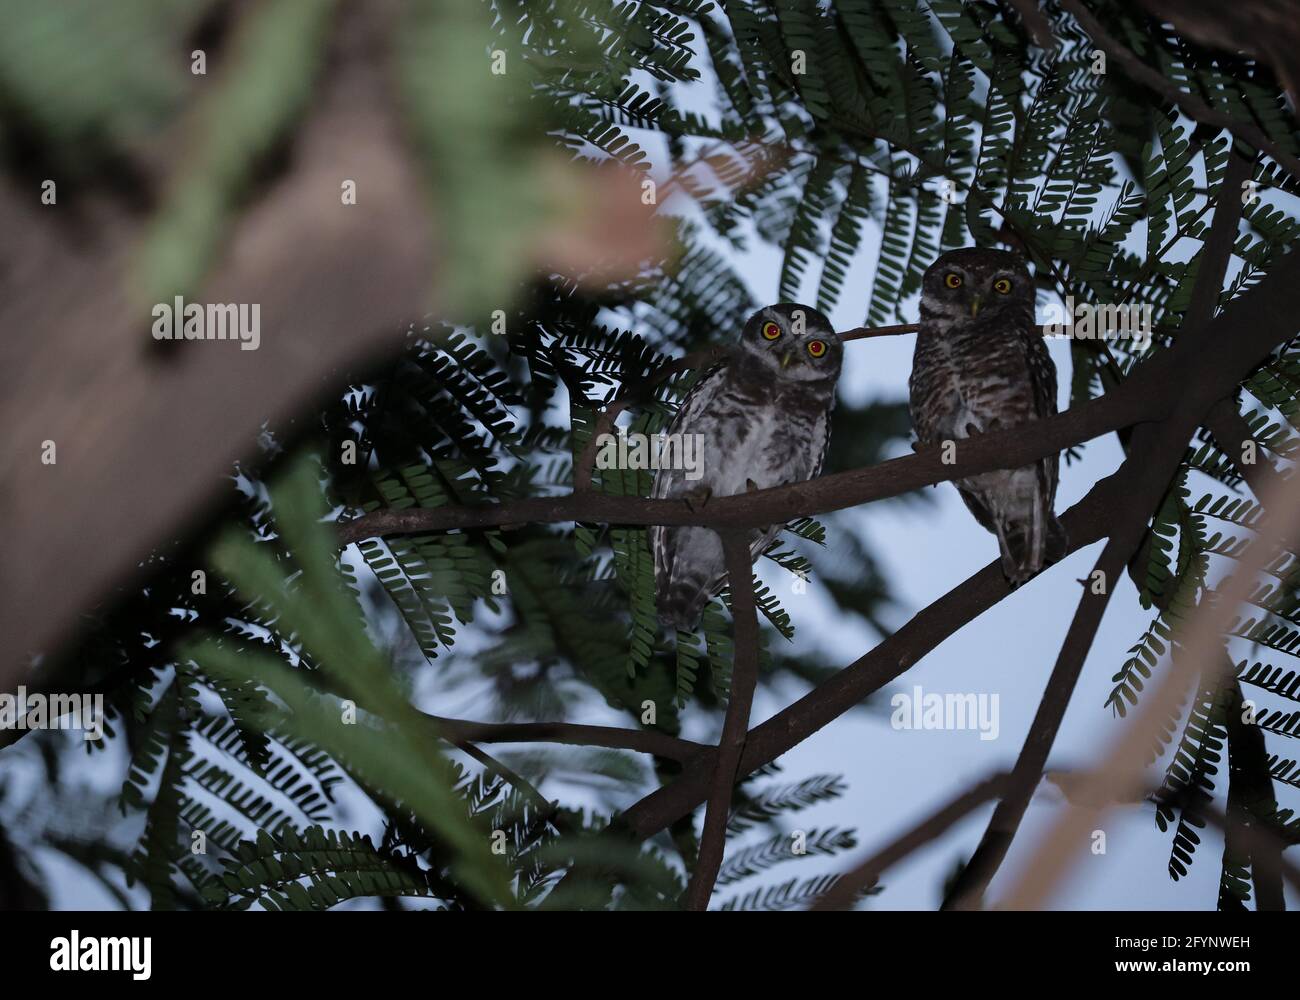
top-left (737, 303), bottom-right (842, 382)
top-left (920, 248), bottom-right (1032, 325)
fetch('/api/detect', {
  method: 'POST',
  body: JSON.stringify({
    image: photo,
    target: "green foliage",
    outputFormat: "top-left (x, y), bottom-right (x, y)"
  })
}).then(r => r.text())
top-left (727, 773), bottom-right (848, 834)
top-left (716, 826), bottom-right (857, 887)
top-left (7, 0), bottom-right (1300, 912)
top-left (216, 826), bottom-right (451, 912)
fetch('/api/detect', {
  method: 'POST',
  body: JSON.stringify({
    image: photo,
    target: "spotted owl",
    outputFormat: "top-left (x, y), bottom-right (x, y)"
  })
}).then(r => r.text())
top-left (651, 303), bottom-right (843, 630)
top-left (908, 247), bottom-right (1066, 585)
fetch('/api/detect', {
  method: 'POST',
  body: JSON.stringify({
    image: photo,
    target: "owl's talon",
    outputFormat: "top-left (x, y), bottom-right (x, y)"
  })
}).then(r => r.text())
top-left (745, 478), bottom-right (759, 493)
top-left (683, 486), bottom-right (713, 512)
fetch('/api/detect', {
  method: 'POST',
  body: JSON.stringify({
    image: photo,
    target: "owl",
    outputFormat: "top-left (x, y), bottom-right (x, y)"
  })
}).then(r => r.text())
top-left (908, 247), bottom-right (1066, 585)
top-left (651, 303), bottom-right (843, 630)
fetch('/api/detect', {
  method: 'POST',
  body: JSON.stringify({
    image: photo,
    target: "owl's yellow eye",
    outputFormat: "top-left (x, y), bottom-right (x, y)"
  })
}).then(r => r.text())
top-left (761, 321), bottom-right (781, 340)
top-left (944, 273), bottom-right (962, 289)
top-left (993, 278), bottom-right (1012, 294)
top-left (807, 339), bottom-right (827, 359)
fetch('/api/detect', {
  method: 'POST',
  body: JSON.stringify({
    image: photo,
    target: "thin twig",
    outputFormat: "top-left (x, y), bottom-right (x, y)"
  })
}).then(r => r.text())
top-left (810, 773), bottom-right (1012, 911)
top-left (840, 322), bottom-right (920, 341)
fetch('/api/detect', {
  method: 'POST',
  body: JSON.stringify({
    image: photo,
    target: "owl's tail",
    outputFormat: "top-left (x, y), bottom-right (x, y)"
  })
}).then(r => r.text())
top-left (656, 584), bottom-right (710, 631)
top-left (999, 511), bottom-right (1068, 586)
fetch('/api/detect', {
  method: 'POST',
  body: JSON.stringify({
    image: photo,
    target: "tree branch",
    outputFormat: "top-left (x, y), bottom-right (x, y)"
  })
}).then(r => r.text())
top-left (338, 244), bottom-right (1300, 549)
top-left (997, 457), bottom-right (1300, 909)
top-left (612, 463), bottom-right (1132, 849)
top-left (584, 247), bottom-right (1300, 867)
top-left (342, 380), bottom-right (1154, 543)
top-left (1221, 679), bottom-right (1286, 910)
top-left (941, 427), bottom-right (1184, 910)
top-left (683, 530), bottom-right (760, 911)
top-left (943, 149), bottom-right (1256, 910)
top-left (810, 773), bottom-right (1012, 911)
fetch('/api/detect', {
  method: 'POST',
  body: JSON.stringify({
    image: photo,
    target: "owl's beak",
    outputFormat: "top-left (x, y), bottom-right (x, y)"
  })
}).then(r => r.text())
top-left (970, 295), bottom-right (982, 318)
top-left (780, 350), bottom-right (793, 369)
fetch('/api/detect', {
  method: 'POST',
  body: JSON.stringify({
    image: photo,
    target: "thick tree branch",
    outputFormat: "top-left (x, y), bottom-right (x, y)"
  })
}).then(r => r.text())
top-left (339, 398), bottom-right (1143, 542)
top-left (1222, 680), bottom-right (1286, 910)
top-left (683, 531), bottom-right (760, 911)
top-left (1204, 805), bottom-right (1300, 904)
top-left (612, 463), bottom-right (1131, 848)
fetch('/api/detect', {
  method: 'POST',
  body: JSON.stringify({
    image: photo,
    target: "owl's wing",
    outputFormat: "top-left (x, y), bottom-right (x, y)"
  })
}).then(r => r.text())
top-left (808, 396), bottom-right (835, 481)
top-left (650, 357), bottom-right (731, 502)
top-left (650, 359), bottom-right (733, 608)
top-left (907, 342), bottom-right (946, 446)
top-left (1025, 333), bottom-right (1058, 422)
top-left (1023, 328), bottom-right (1068, 564)
top-left (1024, 330), bottom-right (1061, 500)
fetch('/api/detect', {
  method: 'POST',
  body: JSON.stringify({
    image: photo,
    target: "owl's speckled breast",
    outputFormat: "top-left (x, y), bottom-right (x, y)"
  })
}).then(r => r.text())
top-left (910, 307), bottom-right (1047, 443)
